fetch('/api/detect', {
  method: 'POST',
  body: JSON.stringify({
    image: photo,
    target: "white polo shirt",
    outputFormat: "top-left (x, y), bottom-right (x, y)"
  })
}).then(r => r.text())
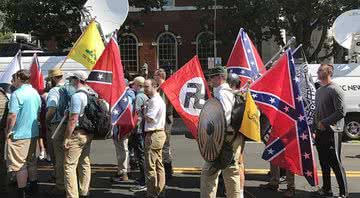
top-left (144, 93), bottom-right (166, 132)
top-left (213, 83), bottom-right (235, 126)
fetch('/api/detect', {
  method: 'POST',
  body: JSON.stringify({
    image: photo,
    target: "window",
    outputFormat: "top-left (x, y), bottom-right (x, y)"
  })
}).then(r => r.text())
top-left (157, 32), bottom-right (178, 71)
top-left (118, 33), bottom-right (139, 73)
top-left (196, 31), bottom-right (215, 70)
top-left (164, 0), bottom-right (175, 6)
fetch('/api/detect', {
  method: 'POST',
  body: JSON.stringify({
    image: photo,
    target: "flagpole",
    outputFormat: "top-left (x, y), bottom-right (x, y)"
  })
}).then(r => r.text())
top-left (59, 18), bottom-right (96, 69)
top-left (213, 0), bottom-right (217, 59)
top-left (263, 36), bottom-right (296, 70)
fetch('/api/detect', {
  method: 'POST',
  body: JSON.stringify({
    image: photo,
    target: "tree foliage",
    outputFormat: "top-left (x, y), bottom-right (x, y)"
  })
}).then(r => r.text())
top-left (0, 0), bottom-right (164, 49)
top-left (196, 0), bottom-right (360, 62)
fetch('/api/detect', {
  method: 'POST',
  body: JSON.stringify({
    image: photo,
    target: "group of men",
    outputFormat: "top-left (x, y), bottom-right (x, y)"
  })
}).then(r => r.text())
top-left (0, 62), bottom-right (349, 198)
top-left (200, 64), bottom-right (348, 198)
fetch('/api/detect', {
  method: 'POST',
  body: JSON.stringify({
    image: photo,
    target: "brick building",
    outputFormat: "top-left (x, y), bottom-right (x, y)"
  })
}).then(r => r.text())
top-left (118, 0), bottom-right (236, 78)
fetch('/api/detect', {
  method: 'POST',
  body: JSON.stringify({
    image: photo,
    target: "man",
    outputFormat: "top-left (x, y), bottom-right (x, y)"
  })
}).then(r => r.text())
top-left (200, 66), bottom-right (242, 198)
top-left (45, 68), bottom-right (67, 195)
top-left (143, 79), bottom-right (167, 198)
top-left (63, 71), bottom-right (93, 198)
top-left (313, 64), bottom-right (348, 198)
top-left (5, 70), bottom-right (41, 198)
top-left (0, 87), bottom-right (9, 194)
top-left (112, 82), bottom-right (136, 182)
top-left (154, 68), bottom-right (174, 180)
top-left (130, 76), bottom-right (149, 192)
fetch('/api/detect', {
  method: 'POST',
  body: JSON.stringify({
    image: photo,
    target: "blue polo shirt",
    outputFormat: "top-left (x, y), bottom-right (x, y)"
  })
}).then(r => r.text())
top-left (9, 84), bottom-right (41, 140)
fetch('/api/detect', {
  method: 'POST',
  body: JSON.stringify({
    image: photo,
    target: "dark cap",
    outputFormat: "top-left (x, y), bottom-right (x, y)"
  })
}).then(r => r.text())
top-left (208, 66), bottom-right (227, 77)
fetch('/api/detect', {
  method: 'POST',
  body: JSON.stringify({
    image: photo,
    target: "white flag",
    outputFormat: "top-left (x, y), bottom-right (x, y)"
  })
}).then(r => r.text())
top-left (0, 51), bottom-right (22, 84)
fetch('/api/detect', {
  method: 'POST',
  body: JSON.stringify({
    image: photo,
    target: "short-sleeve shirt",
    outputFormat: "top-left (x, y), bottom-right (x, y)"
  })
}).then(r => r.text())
top-left (69, 87), bottom-right (88, 117)
top-left (214, 83), bottom-right (235, 126)
top-left (46, 86), bottom-right (62, 123)
top-left (144, 93), bottom-right (166, 132)
top-left (9, 84), bottom-right (41, 140)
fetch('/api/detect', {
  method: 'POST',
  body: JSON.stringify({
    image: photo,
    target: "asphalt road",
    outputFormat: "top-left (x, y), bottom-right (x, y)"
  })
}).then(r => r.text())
top-left (2, 134), bottom-right (360, 198)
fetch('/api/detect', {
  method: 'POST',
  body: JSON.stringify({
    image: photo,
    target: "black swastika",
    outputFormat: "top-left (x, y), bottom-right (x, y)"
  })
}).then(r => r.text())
top-left (184, 83), bottom-right (204, 109)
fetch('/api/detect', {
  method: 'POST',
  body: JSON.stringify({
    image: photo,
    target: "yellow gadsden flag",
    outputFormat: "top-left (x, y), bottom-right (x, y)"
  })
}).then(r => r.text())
top-left (239, 90), bottom-right (261, 142)
top-left (68, 21), bottom-right (105, 70)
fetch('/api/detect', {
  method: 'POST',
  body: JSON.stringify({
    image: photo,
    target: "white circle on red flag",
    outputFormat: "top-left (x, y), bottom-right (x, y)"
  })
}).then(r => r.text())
top-left (179, 77), bottom-right (206, 116)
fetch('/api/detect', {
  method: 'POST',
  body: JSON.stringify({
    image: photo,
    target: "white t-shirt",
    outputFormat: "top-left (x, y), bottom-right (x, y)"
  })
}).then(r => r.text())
top-left (213, 83), bottom-right (235, 126)
top-left (144, 93), bottom-right (166, 132)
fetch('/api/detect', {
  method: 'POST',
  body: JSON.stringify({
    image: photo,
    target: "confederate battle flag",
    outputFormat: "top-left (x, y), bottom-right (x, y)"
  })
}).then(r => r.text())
top-left (250, 49), bottom-right (318, 186)
top-left (227, 28), bottom-right (265, 86)
top-left (87, 38), bottom-right (137, 136)
top-left (160, 56), bottom-right (211, 139)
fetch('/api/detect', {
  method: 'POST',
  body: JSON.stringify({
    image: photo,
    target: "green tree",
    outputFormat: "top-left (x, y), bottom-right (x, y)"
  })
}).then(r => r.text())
top-left (196, 0), bottom-right (360, 62)
top-left (1, 0), bottom-right (164, 49)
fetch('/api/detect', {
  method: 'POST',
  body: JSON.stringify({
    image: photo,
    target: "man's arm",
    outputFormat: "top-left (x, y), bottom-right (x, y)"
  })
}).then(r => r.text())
top-left (5, 113), bottom-right (16, 139)
top-left (145, 99), bottom-right (159, 123)
top-left (45, 107), bottom-right (56, 124)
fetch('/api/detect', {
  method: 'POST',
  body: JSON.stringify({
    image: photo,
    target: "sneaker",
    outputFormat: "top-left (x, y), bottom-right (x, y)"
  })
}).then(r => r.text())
top-left (130, 185), bottom-right (147, 192)
top-left (283, 188), bottom-right (295, 198)
top-left (279, 176), bottom-right (287, 183)
top-left (259, 183), bottom-right (279, 191)
top-left (111, 173), bottom-right (129, 182)
top-left (312, 188), bottom-right (333, 197)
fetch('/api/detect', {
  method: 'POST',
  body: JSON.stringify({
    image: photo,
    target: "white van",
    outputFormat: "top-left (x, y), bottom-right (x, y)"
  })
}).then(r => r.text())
top-left (308, 63), bottom-right (360, 140)
top-left (0, 55), bottom-right (88, 80)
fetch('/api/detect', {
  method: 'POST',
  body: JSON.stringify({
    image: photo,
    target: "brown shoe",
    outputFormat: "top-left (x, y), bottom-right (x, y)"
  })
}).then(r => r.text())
top-left (259, 183), bottom-right (279, 191)
top-left (283, 188), bottom-right (295, 198)
top-left (111, 173), bottom-right (129, 183)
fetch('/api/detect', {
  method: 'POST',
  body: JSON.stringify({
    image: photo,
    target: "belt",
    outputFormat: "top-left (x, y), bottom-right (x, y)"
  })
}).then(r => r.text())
top-left (145, 129), bottom-right (164, 133)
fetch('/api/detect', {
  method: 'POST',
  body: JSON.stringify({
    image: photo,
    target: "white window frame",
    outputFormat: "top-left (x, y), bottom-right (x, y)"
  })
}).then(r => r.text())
top-left (196, 31), bottom-right (215, 70)
top-left (156, 32), bottom-right (178, 70)
top-left (118, 33), bottom-right (139, 74)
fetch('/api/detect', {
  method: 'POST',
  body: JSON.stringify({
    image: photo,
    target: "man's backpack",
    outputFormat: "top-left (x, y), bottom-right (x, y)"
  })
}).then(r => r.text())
top-left (77, 90), bottom-right (112, 139)
top-left (57, 84), bottom-right (76, 118)
top-left (0, 89), bottom-right (9, 131)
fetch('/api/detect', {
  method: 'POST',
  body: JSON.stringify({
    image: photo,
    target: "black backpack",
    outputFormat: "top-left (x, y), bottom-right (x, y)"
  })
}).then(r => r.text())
top-left (76, 90), bottom-right (112, 139)
top-left (57, 85), bottom-right (76, 118)
top-left (230, 92), bottom-right (246, 132)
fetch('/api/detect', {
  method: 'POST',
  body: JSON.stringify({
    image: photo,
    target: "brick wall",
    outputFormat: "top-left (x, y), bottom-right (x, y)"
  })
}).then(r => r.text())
top-left (126, 9), bottom-right (231, 76)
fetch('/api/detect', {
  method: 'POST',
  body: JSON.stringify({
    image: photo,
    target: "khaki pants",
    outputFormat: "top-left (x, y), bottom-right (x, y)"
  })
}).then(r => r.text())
top-left (113, 136), bottom-right (129, 175)
top-left (64, 131), bottom-right (93, 198)
top-left (50, 123), bottom-right (66, 189)
top-left (7, 138), bottom-right (38, 172)
top-left (269, 163), bottom-right (295, 189)
top-left (200, 134), bottom-right (243, 198)
top-left (162, 116), bottom-right (173, 163)
top-left (145, 130), bottom-right (166, 197)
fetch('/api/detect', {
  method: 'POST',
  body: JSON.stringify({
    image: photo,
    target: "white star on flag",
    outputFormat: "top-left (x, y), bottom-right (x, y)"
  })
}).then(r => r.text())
top-left (284, 106), bottom-right (289, 112)
top-left (252, 93), bottom-right (258, 98)
top-left (296, 95), bottom-right (303, 102)
top-left (300, 133), bottom-right (308, 141)
top-left (267, 148), bottom-right (274, 155)
top-left (305, 170), bottom-right (313, 177)
top-left (294, 76), bottom-right (300, 82)
top-left (123, 97), bottom-right (127, 102)
top-left (303, 152), bottom-right (310, 159)
top-left (113, 109), bottom-right (119, 115)
top-left (247, 49), bottom-right (251, 53)
top-left (241, 70), bottom-right (245, 74)
top-left (298, 114), bottom-right (305, 122)
top-left (269, 97), bottom-right (276, 104)
top-left (229, 69), bottom-right (233, 73)
top-left (250, 61), bottom-right (255, 65)
top-left (244, 37), bottom-right (247, 41)
top-left (97, 73), bottom-right (104, 80)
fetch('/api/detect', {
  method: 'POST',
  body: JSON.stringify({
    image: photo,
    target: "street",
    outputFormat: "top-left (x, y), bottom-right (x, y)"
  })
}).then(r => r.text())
top-left (4, 132), bottom-right (360, 198)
